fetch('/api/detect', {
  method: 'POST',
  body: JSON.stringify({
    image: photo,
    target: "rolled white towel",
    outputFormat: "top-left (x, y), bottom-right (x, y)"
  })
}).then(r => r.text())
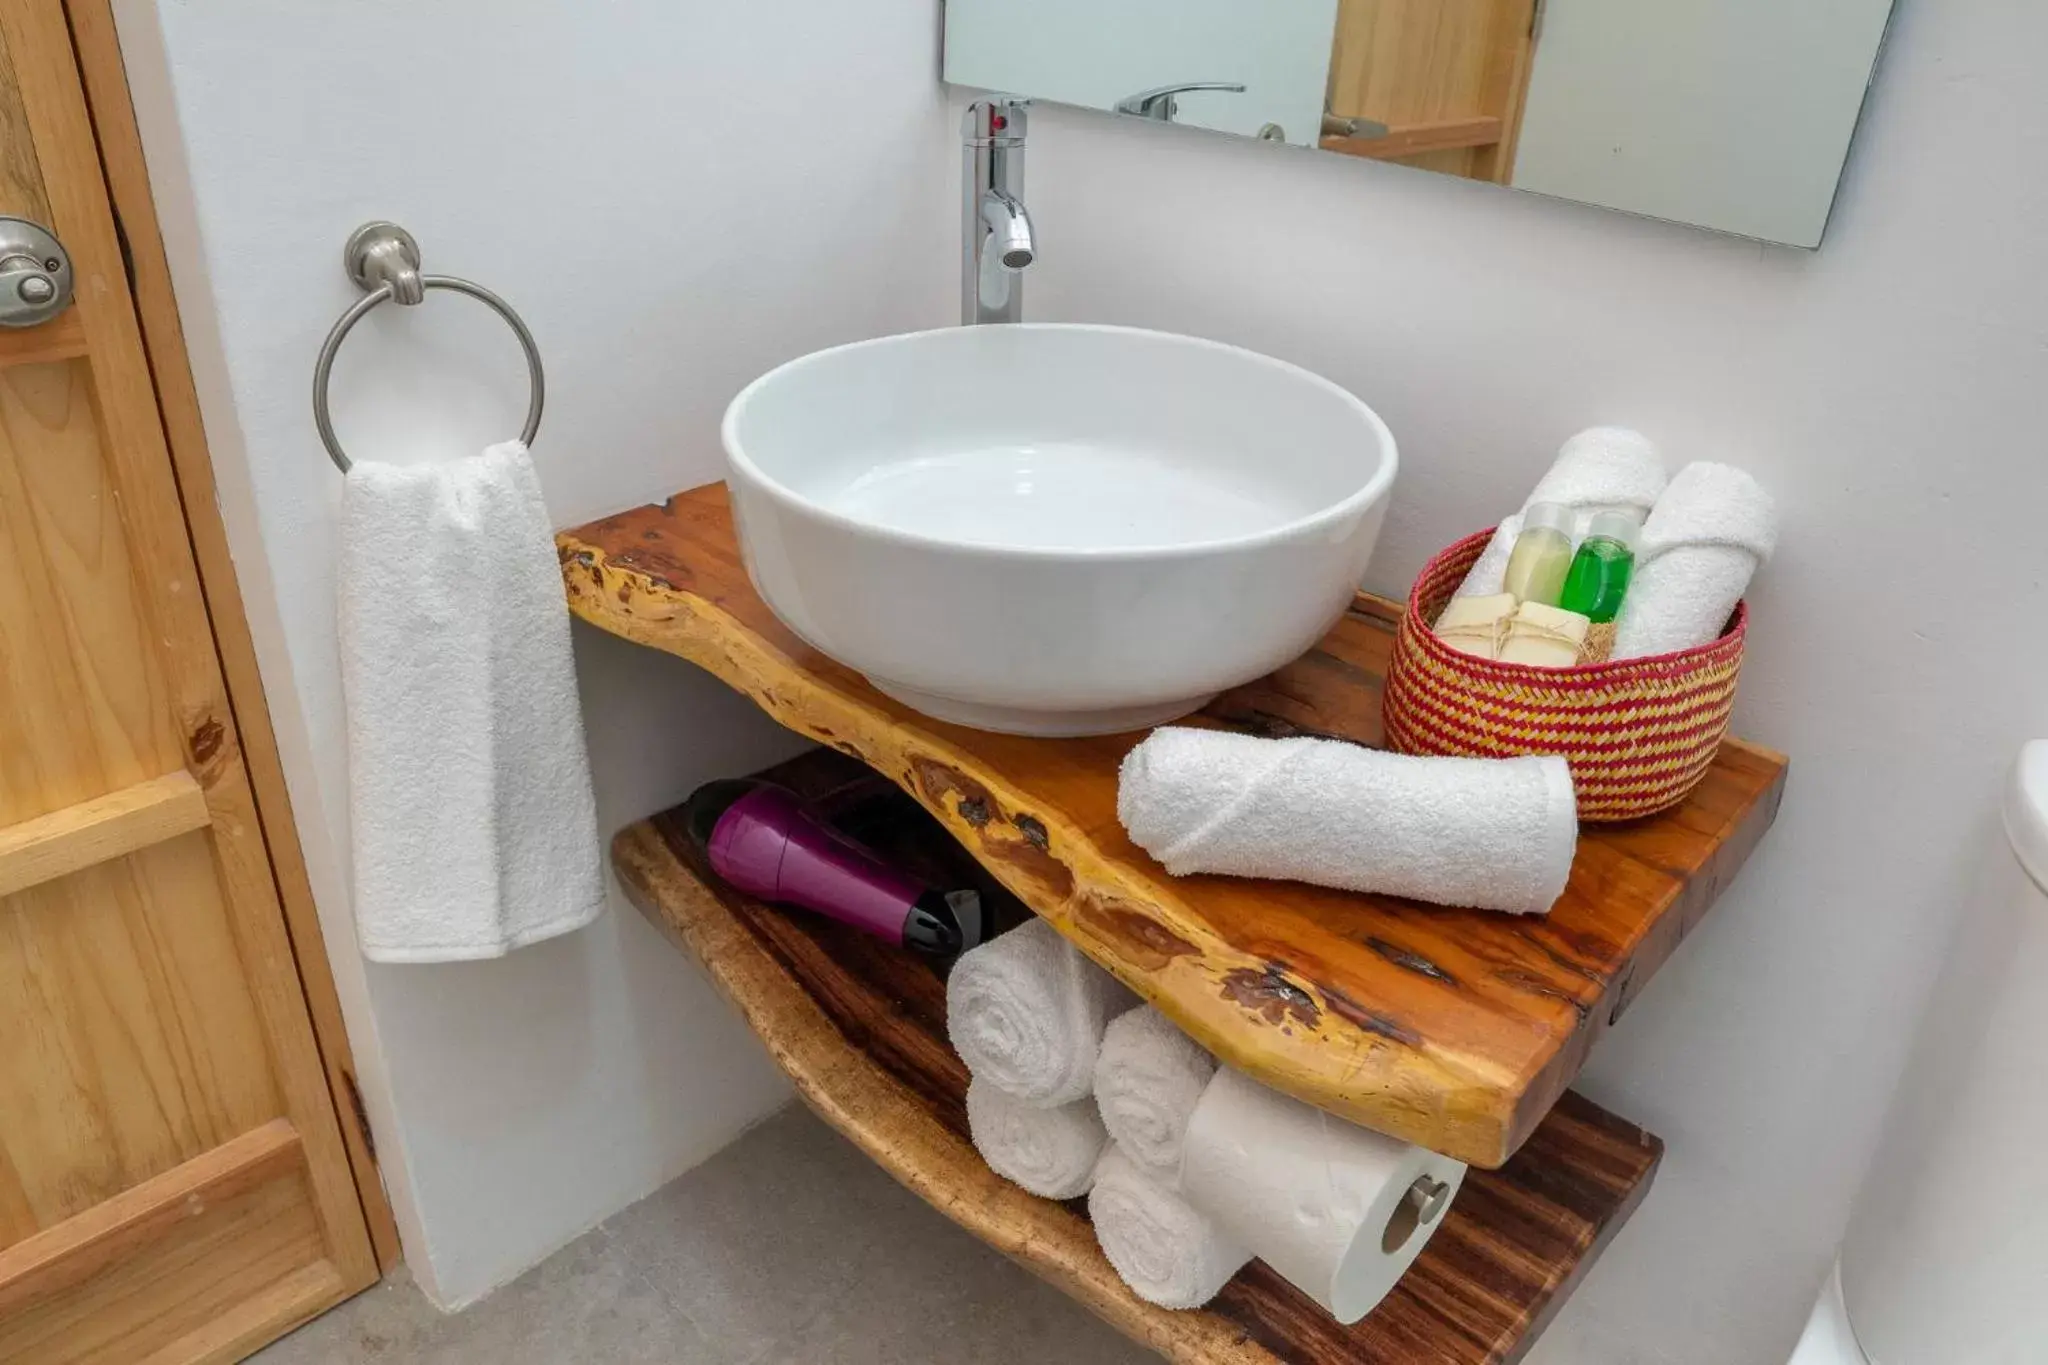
top-left (1179, 1069), bottom-right (1467, 1324)
top-left (1613, 461), bottom-right (1777, 659)
top-left (948, 917), bottom-right (1139, 1106)
top-left (1457, 427), bottom-right (1667, 598)
top-left (1118, 729), bottom-right (1577, 916)
top-left (1093, 1007), bottom-right (1217, 1181)
top-left (1089, 1145), bottom-right (1251, 1310)
top-left (966, 1075), bottom-right (1108, 1199)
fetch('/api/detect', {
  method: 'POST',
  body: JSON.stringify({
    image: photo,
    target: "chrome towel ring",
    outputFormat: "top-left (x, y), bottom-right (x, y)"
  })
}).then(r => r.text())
top-left (312, 221), bottom-right (544, 474)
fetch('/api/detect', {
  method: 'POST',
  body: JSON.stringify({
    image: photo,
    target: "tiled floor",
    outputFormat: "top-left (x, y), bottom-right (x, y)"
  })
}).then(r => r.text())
top-left (255, 1104), bottom-right (1149, 1365)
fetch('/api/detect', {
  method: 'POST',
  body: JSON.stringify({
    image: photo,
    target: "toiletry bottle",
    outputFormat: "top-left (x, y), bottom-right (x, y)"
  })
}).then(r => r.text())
top-left (1503, 502), bottom-right (1576, 607)
top-left (1558, 511), bottom-right (1640, 624)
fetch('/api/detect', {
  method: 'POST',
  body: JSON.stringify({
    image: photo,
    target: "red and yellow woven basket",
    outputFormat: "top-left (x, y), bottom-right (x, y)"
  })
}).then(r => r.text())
top-left (1382, 529), bottom-right (1748, 822)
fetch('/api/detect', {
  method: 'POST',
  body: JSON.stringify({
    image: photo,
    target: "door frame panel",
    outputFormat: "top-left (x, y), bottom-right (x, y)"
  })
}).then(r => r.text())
top-left (0, 0), bottom-right (397, 1299)
top-left (58, 0), bottom-right (403, 1272)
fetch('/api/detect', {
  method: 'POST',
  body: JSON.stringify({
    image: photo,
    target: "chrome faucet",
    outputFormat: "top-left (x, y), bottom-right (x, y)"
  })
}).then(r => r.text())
top-left (1114, 81), bottom-right (1246, 123)
top-left (963, 99), bottom-right (1034, 325)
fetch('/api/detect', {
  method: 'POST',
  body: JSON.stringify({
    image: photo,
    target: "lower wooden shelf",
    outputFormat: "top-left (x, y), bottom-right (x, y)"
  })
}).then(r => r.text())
top-left (615, 746), bottom-right (1664, 1365)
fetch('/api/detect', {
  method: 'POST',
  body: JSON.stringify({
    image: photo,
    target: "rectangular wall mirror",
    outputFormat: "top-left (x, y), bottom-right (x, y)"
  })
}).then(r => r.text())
top-left (942, 0), bottom-right (1896, 248)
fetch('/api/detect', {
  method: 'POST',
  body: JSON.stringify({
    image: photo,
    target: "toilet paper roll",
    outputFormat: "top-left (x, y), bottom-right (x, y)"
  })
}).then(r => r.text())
top-left (1179, 1069), bottom-right (1467, 1324)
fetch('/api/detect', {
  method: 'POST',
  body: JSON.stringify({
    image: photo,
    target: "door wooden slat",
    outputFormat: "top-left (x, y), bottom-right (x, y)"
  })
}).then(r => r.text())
top-left (0, 1147), bottom-right (331, 1365)
top-left (134, 1260), bottom-right (347, 1365)
top-left (0, 309), bottom-right (86, 366)
top-left (1323, 115), bottom-right (1506, 160)
top-left (0, 770), bottom-right (210, 898)
top-left (0, 1118), bottom-right (301, 1317)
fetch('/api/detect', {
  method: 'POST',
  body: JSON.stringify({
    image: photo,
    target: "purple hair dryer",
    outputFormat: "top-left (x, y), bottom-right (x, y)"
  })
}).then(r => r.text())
top-left (683, 780), bottom-right (983, 956)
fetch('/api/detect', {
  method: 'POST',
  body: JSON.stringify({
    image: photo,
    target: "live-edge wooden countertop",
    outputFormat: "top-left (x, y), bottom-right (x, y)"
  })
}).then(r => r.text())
top-left (559, 482), bottom-right (1787, 1167)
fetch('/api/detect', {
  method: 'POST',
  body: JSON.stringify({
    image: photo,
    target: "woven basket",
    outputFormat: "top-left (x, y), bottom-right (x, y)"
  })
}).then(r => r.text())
top-left (1382, 529), bottom-right (1747, 822)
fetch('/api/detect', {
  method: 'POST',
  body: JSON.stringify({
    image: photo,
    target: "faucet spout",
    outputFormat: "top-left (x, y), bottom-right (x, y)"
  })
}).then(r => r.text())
top-left (980, 189), bottom-right (1035, 271)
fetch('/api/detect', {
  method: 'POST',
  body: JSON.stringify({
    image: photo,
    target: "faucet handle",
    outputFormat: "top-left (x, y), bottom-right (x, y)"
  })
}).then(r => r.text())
top-left (964, 97), bottom-right (1029, 146)
top-left (1114, 82), bottom-right (1247, 122)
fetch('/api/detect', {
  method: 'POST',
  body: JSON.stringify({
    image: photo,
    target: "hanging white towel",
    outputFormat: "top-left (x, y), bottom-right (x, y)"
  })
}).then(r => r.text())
top-left (1093, 1006), bottom-right (1216, 1181)
top-left (338, 441), bottom-right (606, 962)
top-left (1089, 1145), bottom-right (1250, 1311)
top-left (966, 1075), bottom-right (1108, 1200)
top-left (1118, 728), bottom-right (1577, 916)
top-left (1613, 461), bottom-right (1778, 658)
top-left (947, 917), bottom-right (1139, 1106)
top-left (1457, 427), bottom-right (1667, 598)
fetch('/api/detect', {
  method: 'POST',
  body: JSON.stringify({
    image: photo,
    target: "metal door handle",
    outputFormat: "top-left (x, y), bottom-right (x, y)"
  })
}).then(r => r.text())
top-left (1322, 112), bottom-right (1392, 140)
top-left (0, 217), bottom-right (73, 328)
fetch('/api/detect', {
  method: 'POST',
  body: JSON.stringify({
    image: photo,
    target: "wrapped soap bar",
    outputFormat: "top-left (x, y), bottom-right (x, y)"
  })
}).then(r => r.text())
top-left (1499, 601), bottom-right (1591, 668)
top-left (1432, 593), bottom-right (1516, 661)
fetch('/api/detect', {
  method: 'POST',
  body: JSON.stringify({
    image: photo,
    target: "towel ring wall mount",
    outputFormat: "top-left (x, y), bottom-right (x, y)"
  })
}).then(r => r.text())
top-left (312, 221), bottom-right (545, 474)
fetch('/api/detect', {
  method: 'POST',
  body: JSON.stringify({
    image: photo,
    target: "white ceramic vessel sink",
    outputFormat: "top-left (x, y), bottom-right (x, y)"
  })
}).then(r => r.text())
top-left (722, 324), bottom-right (1398, 736)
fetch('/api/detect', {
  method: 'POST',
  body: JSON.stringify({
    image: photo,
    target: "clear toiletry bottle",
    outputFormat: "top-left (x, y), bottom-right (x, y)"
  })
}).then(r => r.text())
top-left (1558, 511), bottom-right (1640, 624)
top-left (1503, 502), bottom-right (1575, 607)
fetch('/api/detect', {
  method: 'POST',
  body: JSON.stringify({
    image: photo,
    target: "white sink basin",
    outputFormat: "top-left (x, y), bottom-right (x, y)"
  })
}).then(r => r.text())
top-left (721, 324), bottom-right (1398, 737)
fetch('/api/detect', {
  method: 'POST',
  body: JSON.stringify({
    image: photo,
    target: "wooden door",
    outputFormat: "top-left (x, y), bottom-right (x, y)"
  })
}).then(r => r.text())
top-left (0, 1), bottom-right (377, 1361)
top-left (1323, 0), bottom-right (1538, 183)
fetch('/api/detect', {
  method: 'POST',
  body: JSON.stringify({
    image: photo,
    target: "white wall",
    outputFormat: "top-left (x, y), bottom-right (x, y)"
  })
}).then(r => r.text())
top-left (1008, 0), bottom-right (2046, 1358)
top-left (1512, 0), bottom-right (1896, 246)
top-left (113, 0), bottom-right (952, 1308)
top-left (945, 0), bottom-right (1337, 147)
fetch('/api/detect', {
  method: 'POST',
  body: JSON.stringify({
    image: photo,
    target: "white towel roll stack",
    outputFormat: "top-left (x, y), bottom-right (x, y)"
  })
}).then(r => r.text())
top-left (1089, 1145), bottom-right (1251, 1310)
top-left (966, 1076), bottom-right (1108, 1200)
top-left (947, 918), bottom-right (1138, 1107)
top-left (1118, 728), bottom-right (1578, 916)
top-left (1178, 1069), bottom-right (1467, 1324)
top-left (1092, 1007), bottom-right (1217, 1181)
top-left (1613, 461), bottom-right (1778, 659)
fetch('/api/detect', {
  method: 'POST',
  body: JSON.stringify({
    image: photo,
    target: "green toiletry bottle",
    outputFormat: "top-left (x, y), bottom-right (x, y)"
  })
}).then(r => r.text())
top-left (1503, 502), bottom-right (1576, 607)
top-left (1558, 511), bottom-right (1640, 624)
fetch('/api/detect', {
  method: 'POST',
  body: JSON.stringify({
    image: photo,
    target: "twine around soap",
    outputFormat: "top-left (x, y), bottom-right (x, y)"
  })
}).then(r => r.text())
top-left (1434, 602), bottom-right (1613, 666)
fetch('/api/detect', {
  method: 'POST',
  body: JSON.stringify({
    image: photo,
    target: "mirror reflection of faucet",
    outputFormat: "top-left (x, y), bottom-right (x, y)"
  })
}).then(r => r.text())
top-left (1113, 80), bottom-right (1246, 123)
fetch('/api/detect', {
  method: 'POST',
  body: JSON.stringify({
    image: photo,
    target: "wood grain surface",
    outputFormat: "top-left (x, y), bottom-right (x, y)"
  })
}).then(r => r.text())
top-left (0, 1), bottom-right (373, 1353)
top-left (0, 771), bottom-right (209, 899)
top-left (561, 483), bottom-right (1786, 1166)
top-left (614, 747), bottom-right (1664, 1365)
top-left (1325, 0), bottom-right (1537, 183)
top-left (64, 0), bottom-right (402, 1268)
